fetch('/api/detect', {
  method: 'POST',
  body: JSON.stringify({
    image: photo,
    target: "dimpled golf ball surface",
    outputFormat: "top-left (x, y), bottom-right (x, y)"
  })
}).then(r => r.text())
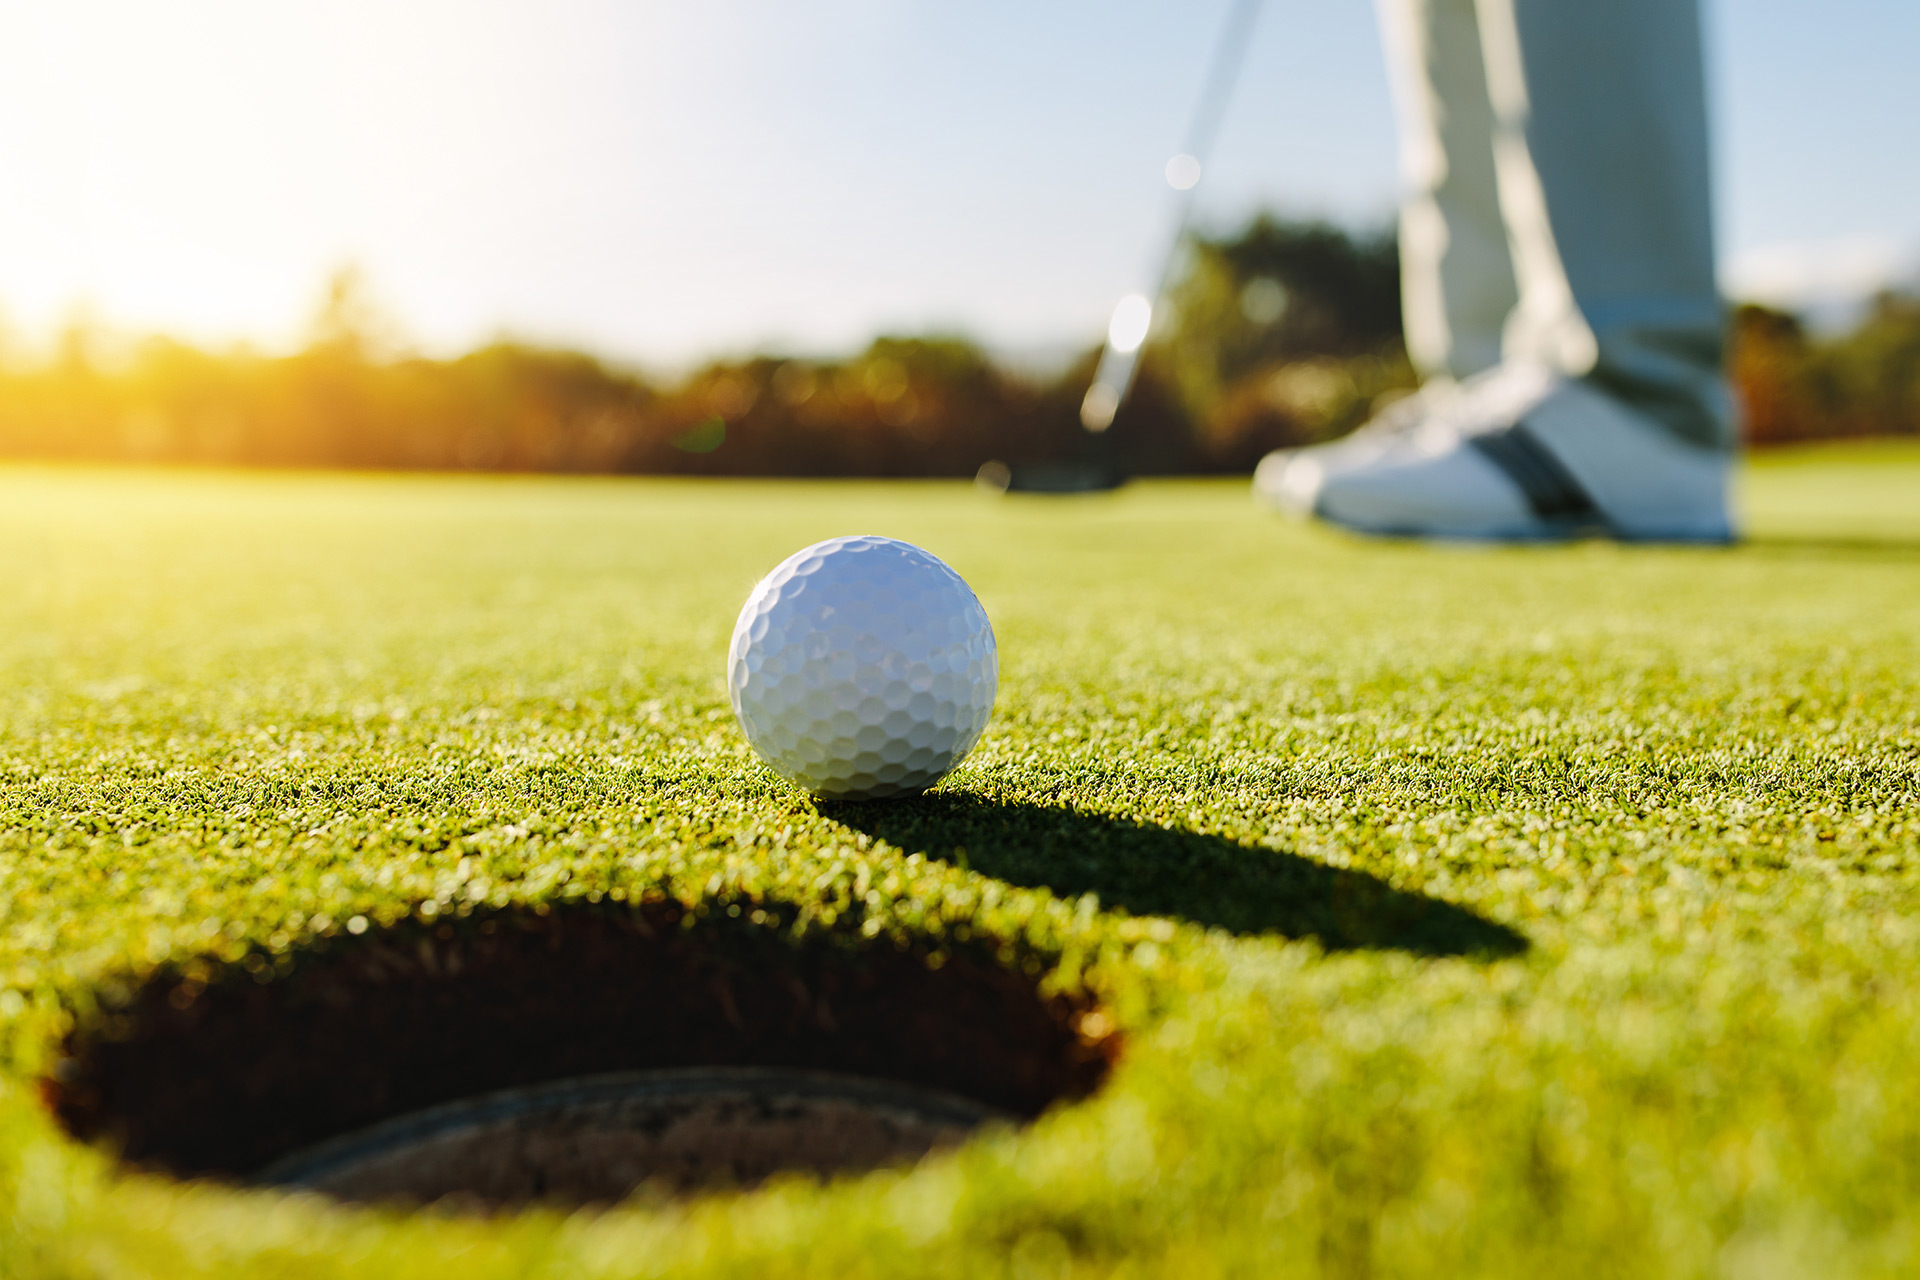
top-left (728, 536), bottom-right (997, 800)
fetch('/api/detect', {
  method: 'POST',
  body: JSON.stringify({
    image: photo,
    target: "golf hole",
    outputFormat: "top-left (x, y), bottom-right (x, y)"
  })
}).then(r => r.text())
top-left (45, 901), bottom-right (1118, 1210)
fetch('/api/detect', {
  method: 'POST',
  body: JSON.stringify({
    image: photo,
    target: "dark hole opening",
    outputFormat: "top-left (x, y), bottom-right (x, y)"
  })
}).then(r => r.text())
top-left (45, 900), bottom-right (1116, 1207)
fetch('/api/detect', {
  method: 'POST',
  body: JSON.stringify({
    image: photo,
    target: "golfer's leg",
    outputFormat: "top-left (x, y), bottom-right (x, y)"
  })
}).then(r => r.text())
top-left (1376, 0), bottom-right (1516, 383)
top-left (1251, 0), bottom-right (1521, 520)
top-left (1257, 0), bottom-right (1731, 539)
top-left (1477, 0), bottom-right (1732, 450)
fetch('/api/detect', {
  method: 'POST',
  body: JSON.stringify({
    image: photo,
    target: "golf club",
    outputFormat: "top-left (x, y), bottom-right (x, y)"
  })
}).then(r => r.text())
top-left (983, 0), bottom-right (1268, 493)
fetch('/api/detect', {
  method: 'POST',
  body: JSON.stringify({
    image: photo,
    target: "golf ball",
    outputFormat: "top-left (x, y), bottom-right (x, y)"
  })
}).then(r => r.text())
top-left (727, 535), bottom-right (997, 800)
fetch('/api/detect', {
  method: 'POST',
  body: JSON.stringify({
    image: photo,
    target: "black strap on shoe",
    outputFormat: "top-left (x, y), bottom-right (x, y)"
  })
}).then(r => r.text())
top-left (1468, 422), bottom-right (1602, 522)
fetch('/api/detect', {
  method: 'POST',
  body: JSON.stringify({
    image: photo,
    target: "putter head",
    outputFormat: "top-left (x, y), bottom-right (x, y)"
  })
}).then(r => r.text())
top-left (975, 460), bottom-right (1128, 495)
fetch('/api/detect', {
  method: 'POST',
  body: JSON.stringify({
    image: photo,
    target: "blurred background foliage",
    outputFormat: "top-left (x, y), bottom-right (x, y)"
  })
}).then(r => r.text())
top-left (1157, 215), bottom-right (1412, 468)
top-left (0, 216), bottom-right (1914, 476)
top-left (1732, 294), bottom-right (1920, 445)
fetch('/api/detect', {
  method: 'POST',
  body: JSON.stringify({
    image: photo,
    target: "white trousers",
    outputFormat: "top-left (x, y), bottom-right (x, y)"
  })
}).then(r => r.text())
top-left (1376, 0), bottom-right (1732, 449)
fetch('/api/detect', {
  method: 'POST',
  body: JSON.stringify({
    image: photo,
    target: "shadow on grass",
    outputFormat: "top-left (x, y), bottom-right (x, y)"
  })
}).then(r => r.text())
top-left (823, 795), bottom-right (1526, 959)
top-left (1740, 534), bottom-right (1920, 560)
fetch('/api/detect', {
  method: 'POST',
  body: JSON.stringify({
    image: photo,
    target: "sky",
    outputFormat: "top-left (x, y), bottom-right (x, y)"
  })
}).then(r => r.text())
top-left (0, 0), bottom-right (1915, 368)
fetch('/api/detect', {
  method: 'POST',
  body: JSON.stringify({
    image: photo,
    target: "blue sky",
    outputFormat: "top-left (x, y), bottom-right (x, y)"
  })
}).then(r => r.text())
top-left (0, 0), bottom-right (1913, 367)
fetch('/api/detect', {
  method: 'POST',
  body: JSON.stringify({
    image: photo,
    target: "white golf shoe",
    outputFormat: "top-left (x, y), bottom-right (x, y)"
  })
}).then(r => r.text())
top-left (1253, 364), bottom-right (1734, 542)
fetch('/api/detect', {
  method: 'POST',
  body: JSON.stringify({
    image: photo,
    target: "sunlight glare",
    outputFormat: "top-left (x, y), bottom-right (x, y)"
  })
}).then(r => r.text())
top-left (1107, 293), bottom-right (1151, 354)
top-left (1164, 153), bottom-right (1202, 191)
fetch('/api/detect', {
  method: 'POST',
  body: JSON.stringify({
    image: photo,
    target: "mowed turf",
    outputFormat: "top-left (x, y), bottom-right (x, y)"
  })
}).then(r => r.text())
top-left (1, 442), bottom-right (1918, 1278)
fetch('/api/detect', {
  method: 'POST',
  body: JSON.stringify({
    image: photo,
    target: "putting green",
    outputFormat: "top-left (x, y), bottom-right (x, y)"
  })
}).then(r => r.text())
top-left (1, 443), bottom-right (1917, 1278)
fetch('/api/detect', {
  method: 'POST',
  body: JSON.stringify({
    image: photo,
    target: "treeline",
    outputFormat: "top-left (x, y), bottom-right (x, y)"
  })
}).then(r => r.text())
top-left (0, 332), bottom-right (1058, 477)
top-left (0, 219), bottom-right (1912, 476)
top-left (1731, 295), bottom-right (1920, 445)
top-left (0, 323), bottom-right (1187, 478)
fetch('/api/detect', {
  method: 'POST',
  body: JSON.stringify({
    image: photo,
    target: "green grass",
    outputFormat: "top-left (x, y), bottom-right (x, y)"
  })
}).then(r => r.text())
top-left (2, 446), bottom-right (1918, 1278)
